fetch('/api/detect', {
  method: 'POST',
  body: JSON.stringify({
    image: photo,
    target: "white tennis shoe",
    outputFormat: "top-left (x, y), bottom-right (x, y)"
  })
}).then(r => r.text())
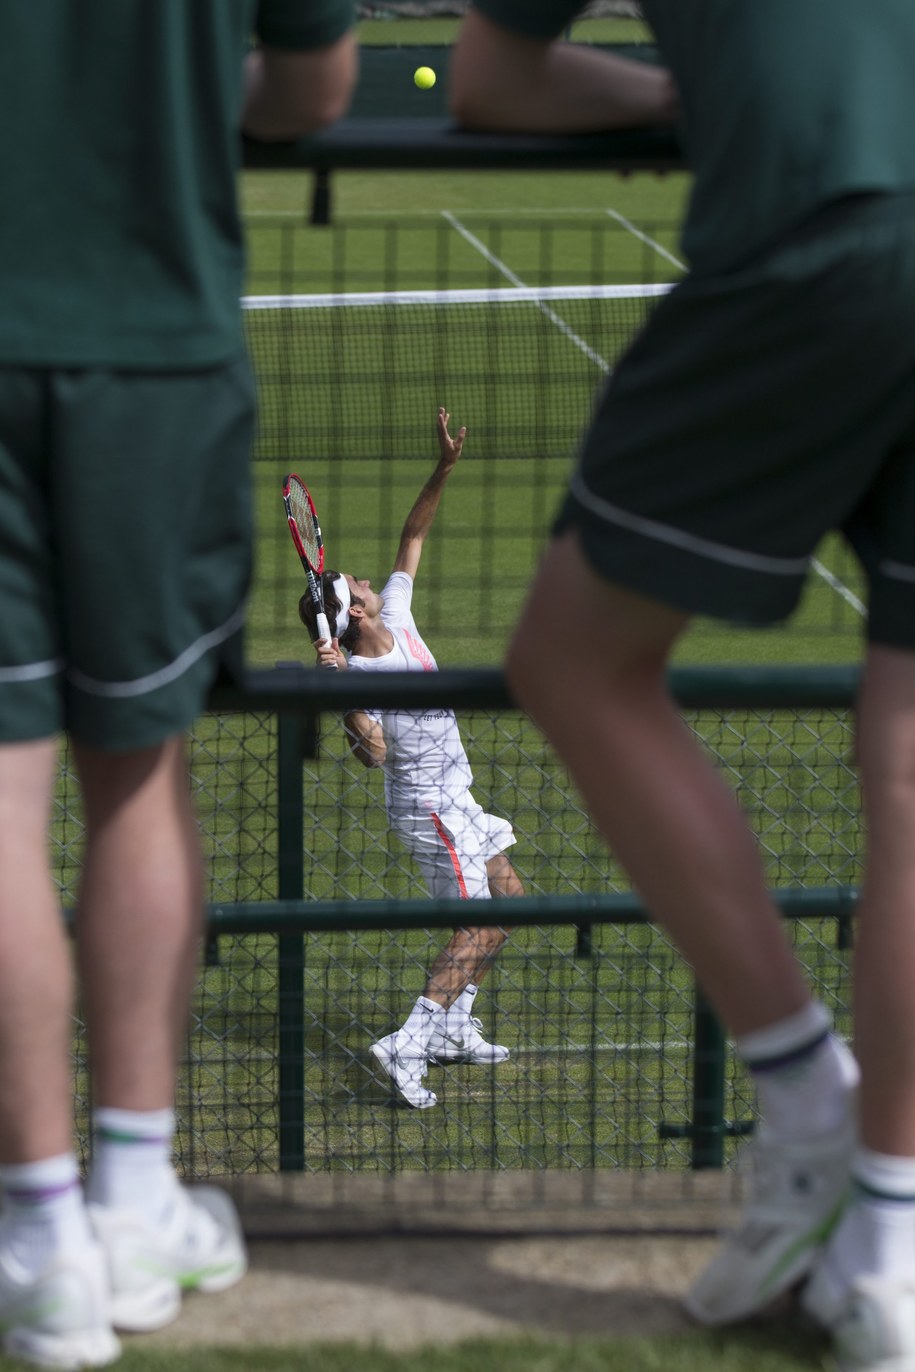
top-left (89, 1183), bottom-right (247, 1332)
top-left (428, 1015), bottom-right (510, 1065)
top-left (370, 1032), bottom-right (437, 1108)
top-left (684, 1117), bottom-right (855, 1326)
top-left (0, 1236), bottom-right (120, 1369)
top-left (803, 1272), bottom-right (915, 1372)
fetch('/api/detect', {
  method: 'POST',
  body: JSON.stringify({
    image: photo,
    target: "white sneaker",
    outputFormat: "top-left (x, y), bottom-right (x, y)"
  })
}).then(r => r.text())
top-left (89, 1183), bottom-right (247, 1332)
top-left (684, 1119), bottom-right (854, 1326)
top-left (0, 1237), bottom-right (120, 1369)
top-left (804, 1274), bottom-right (915, 1372)
top-left (370, 1032), bottom-right (437, 1108)
top-left (428, 1015), bottom-right (510, 1065)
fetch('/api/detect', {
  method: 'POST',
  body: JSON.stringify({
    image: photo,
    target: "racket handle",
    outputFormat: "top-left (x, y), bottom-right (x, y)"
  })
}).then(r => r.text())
top-left (316, 612), bottom-right (338, 671)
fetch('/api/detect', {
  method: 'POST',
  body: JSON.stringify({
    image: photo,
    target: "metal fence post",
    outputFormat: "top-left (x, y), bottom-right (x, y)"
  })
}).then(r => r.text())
top-left (659, 983), bottom-right (753, 1167)
top-left (276, 680), bottom-right (315, 1171)
top-left (689, 987), bottom-right (727, 1169)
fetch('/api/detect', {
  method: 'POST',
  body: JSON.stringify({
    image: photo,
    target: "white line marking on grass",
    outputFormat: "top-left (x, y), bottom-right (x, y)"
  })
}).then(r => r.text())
top-left (243, 284), bottom-right (670, 310)
top-left (441, 210), bottom-right (611, 373)
top-left (243, 207), bottom-right (617, 219)
top-left (810, 557), bottom-right (866, 616)
top-left (604, 207), bottom-right (687, 273)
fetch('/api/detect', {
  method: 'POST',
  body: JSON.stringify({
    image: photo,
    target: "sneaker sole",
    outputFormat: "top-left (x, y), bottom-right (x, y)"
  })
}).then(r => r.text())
top-left (110, 1275), bottom-right (182, 1333)
top-left (685, 1207), bottom-right (844, 1327)
top-left (369, 1043), bottom-right (437, 1109)
top-left (4, 1325), bottom-right (121, 1370)
top-left (185, 1256), bottom-right (248, 1294)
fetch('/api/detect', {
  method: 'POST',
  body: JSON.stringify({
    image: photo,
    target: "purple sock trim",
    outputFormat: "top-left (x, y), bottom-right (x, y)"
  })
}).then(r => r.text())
top-left (747, 1027), bottom-right (830, 1075)
top-left (5, 1178), bottom-right (79, 1206)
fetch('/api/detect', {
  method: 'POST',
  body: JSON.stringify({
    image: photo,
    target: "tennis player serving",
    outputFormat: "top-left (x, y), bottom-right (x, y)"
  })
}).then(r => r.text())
top-left (301, 407), bottom-right (523, 1109)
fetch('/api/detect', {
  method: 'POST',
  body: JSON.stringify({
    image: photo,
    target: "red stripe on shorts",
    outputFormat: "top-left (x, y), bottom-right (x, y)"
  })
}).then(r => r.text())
top-left (429, 812), bottom-right (469, 899)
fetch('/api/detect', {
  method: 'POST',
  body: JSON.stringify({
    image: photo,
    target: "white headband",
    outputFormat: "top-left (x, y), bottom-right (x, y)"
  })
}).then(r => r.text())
top-left (331, 574), bottom-right (351, 637)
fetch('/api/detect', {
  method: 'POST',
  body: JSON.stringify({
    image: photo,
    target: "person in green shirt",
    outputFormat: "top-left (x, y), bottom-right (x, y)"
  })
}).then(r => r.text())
top-left (452, 6), bottom-right (915, 1370)
top-left (0, 4), bottom-right (356, 1367)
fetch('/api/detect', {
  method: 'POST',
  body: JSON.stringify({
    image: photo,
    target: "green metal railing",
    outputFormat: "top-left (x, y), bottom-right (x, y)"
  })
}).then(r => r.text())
top-left (194, 664), bottom-right (860, 1175)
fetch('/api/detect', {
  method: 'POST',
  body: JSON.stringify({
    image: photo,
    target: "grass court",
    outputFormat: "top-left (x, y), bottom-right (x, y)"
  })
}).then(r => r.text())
top-left (51, 20), bottom-right (861, 1370)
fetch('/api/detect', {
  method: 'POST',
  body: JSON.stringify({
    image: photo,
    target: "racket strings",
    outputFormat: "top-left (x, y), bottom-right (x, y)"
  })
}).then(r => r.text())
top-left (288, 486), bottom-right (321, 568)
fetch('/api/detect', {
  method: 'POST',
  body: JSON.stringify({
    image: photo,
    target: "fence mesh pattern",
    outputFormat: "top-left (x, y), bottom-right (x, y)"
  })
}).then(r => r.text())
top-left (243, 216), bottom-right (867, 668)
top-left (58, 704), bottom-right (857, 1215)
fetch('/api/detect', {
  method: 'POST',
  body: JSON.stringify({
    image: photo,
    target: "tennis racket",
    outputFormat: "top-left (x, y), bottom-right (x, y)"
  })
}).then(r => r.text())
top-left (282, 474), bottom-right (337, 670)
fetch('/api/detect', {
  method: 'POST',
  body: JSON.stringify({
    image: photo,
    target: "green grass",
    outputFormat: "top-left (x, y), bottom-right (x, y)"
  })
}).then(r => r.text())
top-left (60, 153), bottom-right (864, 1182)
top-left (55, 82), bottom-right (862, 1364)
top-left (40, 28), bottom-right (860, 1372)
top-left (238, 160), bottom-right (863, 671)
top-left (355, 17), bottom-right (655, 46)
top-left (63, 1328), bottom-right (826, 1372)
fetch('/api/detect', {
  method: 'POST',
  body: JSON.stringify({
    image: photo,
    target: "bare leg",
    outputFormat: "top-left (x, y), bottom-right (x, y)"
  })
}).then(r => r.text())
top-left (426, 927), bottom-right (508, 1007)
top-left (0, 740), bottom-right (73, 1162)
top-left (853, 644), bottom-right (915, 1154)
top-left (424, 855), bottom-right (521, 1008)
top-left (505, 530), bottom-right (811, 1035)
top-left (73, 736), bottom-right (203, 1110)
top-left (487, 851), bottom-right (524, 899)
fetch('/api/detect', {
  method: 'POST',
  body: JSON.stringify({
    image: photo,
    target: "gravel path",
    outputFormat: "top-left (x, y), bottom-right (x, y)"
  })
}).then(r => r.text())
top-left (130, 1232), bottom-right (718, 1350)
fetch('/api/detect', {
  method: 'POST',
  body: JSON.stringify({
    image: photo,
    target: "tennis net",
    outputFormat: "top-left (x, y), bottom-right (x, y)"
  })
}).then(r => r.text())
top-left (244, 280), bottom-right (669, 663)
top-left (245, 282), bottom-right (668, 465)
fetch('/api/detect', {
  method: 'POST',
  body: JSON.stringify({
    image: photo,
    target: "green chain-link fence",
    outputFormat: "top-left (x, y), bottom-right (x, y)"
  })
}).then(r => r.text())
top-left (56, 673), bottom-right (859, 1226)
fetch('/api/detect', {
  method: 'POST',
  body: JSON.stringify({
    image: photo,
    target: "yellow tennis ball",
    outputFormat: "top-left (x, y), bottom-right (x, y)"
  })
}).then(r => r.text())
top-left (414, 65), bottom-right (436, 90)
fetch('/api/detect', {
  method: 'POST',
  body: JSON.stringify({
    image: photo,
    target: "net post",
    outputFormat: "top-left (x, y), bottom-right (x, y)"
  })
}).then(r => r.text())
top-left (311, 167), bottom-right (331, 225)
top-left (276, 663), bottom-right (311, 1171)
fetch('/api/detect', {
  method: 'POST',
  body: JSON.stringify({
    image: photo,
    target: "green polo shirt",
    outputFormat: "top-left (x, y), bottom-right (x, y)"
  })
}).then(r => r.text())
top-left (0, 1), bottom-right (353, 367)
top-left (473, 0), bottom-right (915, 273)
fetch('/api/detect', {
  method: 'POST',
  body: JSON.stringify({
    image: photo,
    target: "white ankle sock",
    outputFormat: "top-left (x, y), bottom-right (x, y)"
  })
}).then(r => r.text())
top-left (855, 1147), bottom-right (915, 1201)
top-left (446, 984), bottom-right (478, 1027)
top-left (0, 1152), bottom-right (92, 1276)
top-left (86, 1107), bottom-right (176, 1224)
top-left (400, 997), bottom-right (444, 1056)
top-left (822, 1149), bottom-right (915, 1293)
top-left (736, 1003), bottom-right (859, 1139)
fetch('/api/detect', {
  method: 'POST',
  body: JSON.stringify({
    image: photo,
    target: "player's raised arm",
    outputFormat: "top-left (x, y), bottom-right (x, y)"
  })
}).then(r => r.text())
top-left (392, 407), bottom-right (466, 579)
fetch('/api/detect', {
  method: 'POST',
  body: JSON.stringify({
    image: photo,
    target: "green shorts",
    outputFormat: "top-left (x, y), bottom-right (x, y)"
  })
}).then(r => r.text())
top-left (0, 356), bottom-right (254, 748)
top-left (556, 191), bottom-right (915, 648)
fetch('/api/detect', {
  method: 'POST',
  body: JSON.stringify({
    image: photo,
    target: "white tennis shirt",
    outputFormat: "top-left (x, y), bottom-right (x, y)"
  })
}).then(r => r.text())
top-left (347, 572), bottom-right (474, 817)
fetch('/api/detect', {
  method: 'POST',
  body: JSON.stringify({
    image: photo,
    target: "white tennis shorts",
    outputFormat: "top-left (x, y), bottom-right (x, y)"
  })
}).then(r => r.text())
top-left (391, 795), bottom-right (516, 900)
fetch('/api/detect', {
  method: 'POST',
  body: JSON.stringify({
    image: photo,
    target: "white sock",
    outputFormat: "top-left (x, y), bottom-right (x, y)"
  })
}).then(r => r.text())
top-left (822, 1149), bottom-right (915, 1294)
top-left (400, 997), bottom-right (444, 1056)
top-left (448, 984), bottom-right (478, 1024)
top-left (86, 1107), bottom-right (176, 1224)
top-left (736, 1003), bottom-right (859, 1139)
top-left (0, 1153), bottom-right (92, 1276)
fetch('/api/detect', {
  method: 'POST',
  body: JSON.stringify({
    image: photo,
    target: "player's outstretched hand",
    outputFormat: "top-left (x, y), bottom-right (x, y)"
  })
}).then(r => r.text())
top-left (437, 405), bottom-right (466, 469)
top-left (315, 636), bottom-right (346, 670)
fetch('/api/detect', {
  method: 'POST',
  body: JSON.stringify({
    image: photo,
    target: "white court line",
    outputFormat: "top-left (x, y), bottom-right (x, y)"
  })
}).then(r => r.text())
top-left (441, 210), bottom-right (611, 373)
top-left (809, 558), bottom-right (866, 616)
top-left (243, 283), bottom-right (669, 310)
top-left (244, 207), bottom-right (632, 219)
top-left (604, 207), bottom-right (687, 274)
top-left (605, 208), bottom-right (866, 619)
